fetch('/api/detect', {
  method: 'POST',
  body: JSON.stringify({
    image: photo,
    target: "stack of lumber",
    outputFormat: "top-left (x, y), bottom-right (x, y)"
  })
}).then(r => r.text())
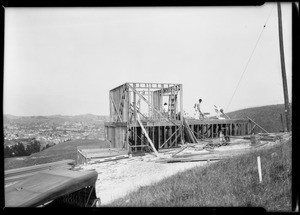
top-left (88, 154), bottom-right (129, 164)
top-left (258, 133), bottom-right (283, 141)
top-left (159, 140), bottom-right (276, 164)
top-left (77, 147), bottom-right (129, 165)
top-left (183, 117), bottom-right (197, 143)
top-left (161, 132), bottom-right (291, 164)
top-left (5, 159), bottom-right (75, 184)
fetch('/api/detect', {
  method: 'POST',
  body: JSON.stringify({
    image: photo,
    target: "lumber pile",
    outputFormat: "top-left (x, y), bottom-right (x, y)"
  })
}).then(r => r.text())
top-left (5, 159), bottom-right (75, 184)
top-left (183, 117), bottom-right (197, 143)
top-left (88, 154), bottom-right (129, 164)
top-left (77, 147), bottom-right (128, 165)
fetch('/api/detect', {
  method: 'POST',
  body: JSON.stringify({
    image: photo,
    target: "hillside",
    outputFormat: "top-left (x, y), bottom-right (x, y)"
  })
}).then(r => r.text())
top-left (4, 139), bottom-right (110, 170)
top-left (109, 138), bottom-right (292, 210)
top-left (3, 114), bottom-right (109, 126)
top-left (226, 104), bottom-right (291, 133)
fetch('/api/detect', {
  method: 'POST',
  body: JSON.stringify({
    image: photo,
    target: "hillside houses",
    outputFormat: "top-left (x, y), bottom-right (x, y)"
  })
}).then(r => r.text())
top-left (4, 114), bottom-right (107, 147)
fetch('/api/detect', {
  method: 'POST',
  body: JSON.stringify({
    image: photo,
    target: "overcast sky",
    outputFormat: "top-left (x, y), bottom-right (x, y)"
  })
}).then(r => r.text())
top-left (4, 3), bottom-right (292, 117)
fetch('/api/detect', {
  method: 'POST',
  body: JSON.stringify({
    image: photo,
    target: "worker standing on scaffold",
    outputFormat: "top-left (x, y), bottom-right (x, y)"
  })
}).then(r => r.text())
top-left (196, 99), bottom-right (204, 119)
top-left (163, 102), bottom-right (169, 117)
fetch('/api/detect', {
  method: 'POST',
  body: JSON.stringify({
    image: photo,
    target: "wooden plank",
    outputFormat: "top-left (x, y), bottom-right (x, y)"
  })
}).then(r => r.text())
top-left (164, 126), bottom-right (167, 148)
top-left (127, 82), bottom-right (180, 88)
top-left (158, 125), bottom-right (161, 148)
top-left (137, 115), bottom-right (160, 157)
top-left (133, 83), bottom-right (137, 121)
top-left (186, 118), bottom-right (249, 125)
top-left (180, 84), bottom-right (183, 122)
top-left (110, 94), bottom-right (122, 122)
top-left (169, 127), bottom-right (179, 148)
top-left (89, 155), bottom-right (129, 164)
top-left (247, 117), bottom-right (269, 134)
top-left (182, 117), bottom-right (197, 143)
top-left (160, 126), bottom-right (181, 148)
top-left (129, 145), bottom-right (148, 148)
top-left (152, 126), bottom-right (155, 147)
top-left (148, 84), bottom-right (150, 118)
top-left (134, 127), bottom-right (137, 152)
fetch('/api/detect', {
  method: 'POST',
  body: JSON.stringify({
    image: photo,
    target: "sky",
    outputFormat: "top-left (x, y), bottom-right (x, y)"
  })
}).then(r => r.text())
top-left (4, 3), bottom-right (293, 117)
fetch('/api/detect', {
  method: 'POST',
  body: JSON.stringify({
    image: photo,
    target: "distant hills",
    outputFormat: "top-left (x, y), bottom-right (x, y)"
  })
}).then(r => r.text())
top-left (226, 103), bottom-right (292, 133)
top-left (3, 114), bottom-right (110, 126)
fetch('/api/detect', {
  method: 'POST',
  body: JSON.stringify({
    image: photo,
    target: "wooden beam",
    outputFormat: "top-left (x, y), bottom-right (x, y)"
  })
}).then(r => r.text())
top-left (160, 126), bottom-right (181, 148)
top-left (158, 126), bottom-right (161, 148)
top-left (137, 115), bottom-right (160, 157)
top-left (249, 124), bottom-right (257, 134)
top-left (169, 127), bottom-right (181, 148)
top-left (133, 83), bottom-right (137, 121)
top-left (164, 126), bottom-right (167, 148)
top-left (246, 117), bottom-right (269, 134)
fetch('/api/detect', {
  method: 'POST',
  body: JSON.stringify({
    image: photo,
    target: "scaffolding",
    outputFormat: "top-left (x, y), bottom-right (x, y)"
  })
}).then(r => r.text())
top-left (104, 82), bottom-right (252, 154)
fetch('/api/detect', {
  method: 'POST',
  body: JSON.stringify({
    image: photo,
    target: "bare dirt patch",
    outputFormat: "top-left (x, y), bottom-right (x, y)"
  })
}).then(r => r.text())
top-left (79, 144), bottom-right (236, 205)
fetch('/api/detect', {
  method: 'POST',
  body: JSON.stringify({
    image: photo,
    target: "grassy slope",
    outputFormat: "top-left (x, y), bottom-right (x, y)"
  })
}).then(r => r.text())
top-left (226, 104), bottom-right (291, 133)
top-left (109, 139), bottom-right (292, 211)
top-left (4, 139), bottom-right (109, 170)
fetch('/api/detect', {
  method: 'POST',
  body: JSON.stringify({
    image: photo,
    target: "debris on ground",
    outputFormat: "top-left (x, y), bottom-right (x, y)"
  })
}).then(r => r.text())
top-left (78, 132), bottom-right (291, 206)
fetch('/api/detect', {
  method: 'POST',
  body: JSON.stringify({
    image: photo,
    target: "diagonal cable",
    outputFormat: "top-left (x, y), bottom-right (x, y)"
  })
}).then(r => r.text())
top-left (225, 5), bottom-right (275, 112)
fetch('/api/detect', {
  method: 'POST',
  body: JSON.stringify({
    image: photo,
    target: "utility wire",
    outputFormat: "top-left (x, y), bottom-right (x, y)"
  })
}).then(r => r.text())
top-left (225, 5), bottom-right (275, 112)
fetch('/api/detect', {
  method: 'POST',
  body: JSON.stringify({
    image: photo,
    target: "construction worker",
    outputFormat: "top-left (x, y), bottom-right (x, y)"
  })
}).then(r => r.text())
top-left (214, 105), bottom-right (225, 119)
top-left (163, 103), bottom-right (168, 117)
top-left (193, 103), bottom-right (198, 118)
top-left (220, 108), bottom-right (230, 119)
top-left (196, 99), bottom-right (204, 119)
top-left (219, 130), bottom-right (225, 142)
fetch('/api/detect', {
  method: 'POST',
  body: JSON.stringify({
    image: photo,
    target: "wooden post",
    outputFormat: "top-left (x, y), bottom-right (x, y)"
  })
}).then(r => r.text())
top-left (133, 83), bottom-right (137, 122)
top-left (180, 84), bottom-right (183, 142)
top-left (257, 156), bottom-right (262, 183)
top-left (152, 126), bottom-right (155, 147)
top-left (164, 126), bottom-right (167, 148)
top-left (160, 87), bottom-right (164, 120)
top-left (148, 84), bottom-right (151, 118)
top-left (277, 2), bottom-right (291, 132)
top-left (158, 126), bottom-right (161, 148)
top-left (247, 117), bottom-right (269, 134)
top-left (280, 113), bottom-right (285, 132)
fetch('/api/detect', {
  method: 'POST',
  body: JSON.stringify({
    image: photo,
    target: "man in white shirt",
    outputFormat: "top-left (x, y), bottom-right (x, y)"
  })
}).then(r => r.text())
top-left (214, 105), bottom-right (225, 119)
top-left (163, 103), bottom-right (168, 116)
top-left (196, 99), bottom-right (204, 119)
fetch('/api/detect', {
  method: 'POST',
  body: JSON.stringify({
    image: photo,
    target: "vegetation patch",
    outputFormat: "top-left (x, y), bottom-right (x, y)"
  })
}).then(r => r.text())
top-left (109, 139), bottom-right (291, 211)
top-left (4, 139), bottom-right (109, 170)
top-left (227, 104), bottom-right (291, 133)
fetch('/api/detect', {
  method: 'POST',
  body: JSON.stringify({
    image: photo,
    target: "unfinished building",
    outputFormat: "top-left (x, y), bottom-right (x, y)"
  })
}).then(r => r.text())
top-left (104, 82), bottom-right (252, 153)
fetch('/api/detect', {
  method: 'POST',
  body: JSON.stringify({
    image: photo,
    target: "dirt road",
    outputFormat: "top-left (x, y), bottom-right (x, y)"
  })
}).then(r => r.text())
top-left (80, 147), bottom-right (214, 205)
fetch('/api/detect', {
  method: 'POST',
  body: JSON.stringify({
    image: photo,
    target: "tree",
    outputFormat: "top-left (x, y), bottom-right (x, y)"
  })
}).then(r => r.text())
top-left (4, 146), bottom-right (12, 158)
top-left (11, 142), bottom-right (27, 157)
top-left (26, 140), bottom-right (41, 155)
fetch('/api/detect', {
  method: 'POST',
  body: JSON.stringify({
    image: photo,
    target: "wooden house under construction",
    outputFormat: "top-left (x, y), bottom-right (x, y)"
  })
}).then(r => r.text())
top-left (104, 82), bottom-right (252, 153)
